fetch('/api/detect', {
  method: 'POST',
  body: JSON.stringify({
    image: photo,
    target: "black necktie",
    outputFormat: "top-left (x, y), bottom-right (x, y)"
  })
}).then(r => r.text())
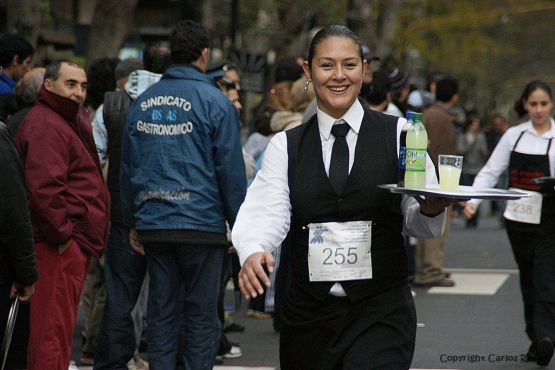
top-left (329, 120), bottom-right (350, 194)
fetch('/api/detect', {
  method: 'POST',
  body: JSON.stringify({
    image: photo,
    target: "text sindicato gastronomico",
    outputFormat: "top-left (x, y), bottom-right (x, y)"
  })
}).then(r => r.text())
top-left (140, 95), bottom-right (192, 112)
top-left (137, 120), bottom-right (193, 136)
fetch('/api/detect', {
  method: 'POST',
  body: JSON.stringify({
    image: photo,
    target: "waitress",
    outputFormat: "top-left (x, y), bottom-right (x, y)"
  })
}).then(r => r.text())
top-left (463, 80), bottom-right (555, 367)
top-left (232, 25), bottom-right (455, 370)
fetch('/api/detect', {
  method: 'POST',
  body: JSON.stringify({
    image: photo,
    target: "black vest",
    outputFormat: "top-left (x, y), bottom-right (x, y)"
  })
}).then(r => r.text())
top-left (286, 107), bottom-right (406, 302)
top-left (103, 90), bottom-right (132, 224)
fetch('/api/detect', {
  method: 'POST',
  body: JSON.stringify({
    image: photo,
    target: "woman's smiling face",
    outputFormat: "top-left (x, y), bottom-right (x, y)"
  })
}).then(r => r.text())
top-left (304, 36), bottom-right (367, 119)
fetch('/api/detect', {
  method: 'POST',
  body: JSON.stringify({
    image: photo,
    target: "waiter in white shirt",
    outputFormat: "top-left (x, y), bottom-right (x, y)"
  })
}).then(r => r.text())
top-left (463, 80), bottom-right (555, 367)
top-left (232, 25), bottom-right (455, 370)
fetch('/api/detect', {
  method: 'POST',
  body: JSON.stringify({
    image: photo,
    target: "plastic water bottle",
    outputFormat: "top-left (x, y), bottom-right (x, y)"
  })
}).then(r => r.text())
top-left (404, 112), bottom-right (427, 189)
top-left (397, 112), bottom-right (413, 187)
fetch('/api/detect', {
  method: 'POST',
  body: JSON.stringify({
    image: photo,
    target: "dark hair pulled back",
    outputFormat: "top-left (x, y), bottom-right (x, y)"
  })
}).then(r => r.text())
top-left (514, 80), bottom-right (552, 118)
top-left (306, 25), bottom-right (363, 68)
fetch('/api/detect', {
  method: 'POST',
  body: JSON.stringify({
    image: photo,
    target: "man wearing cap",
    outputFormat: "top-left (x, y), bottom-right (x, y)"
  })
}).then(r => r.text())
top-left (362, 70), bottom-right (392, 113)
top-left (361, 45), bottom-right (380, 85)
top-left (386, 68), bottom-right (410, 117)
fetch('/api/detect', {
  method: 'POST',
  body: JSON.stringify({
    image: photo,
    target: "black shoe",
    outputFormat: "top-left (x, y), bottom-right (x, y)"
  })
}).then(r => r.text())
top-left (536, 337), bottom-right (554, 366)
top-left (224, 322), bottom-right (245, 333)
top-left (412, 278), bottom-right (455, 287)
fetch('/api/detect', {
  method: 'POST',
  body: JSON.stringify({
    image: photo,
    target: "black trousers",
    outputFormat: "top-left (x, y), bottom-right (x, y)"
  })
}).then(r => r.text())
top-left (280, 284), bottom-right (416, 370)
top-left (273, 237), bottom-right (292, 332)
top-left (506, 220), bottom-right (555, 344)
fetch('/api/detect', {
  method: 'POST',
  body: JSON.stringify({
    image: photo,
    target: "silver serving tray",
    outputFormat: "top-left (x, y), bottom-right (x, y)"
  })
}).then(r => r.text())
top-left (379, 184), bottom-right (531, 200)
top-left (532, 176), bottom-right (555, 185)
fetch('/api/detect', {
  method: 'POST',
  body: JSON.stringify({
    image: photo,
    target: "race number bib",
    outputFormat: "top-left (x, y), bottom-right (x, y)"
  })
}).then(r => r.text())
top-left (503, 188), bottom-right (542, 224)
top-left (307, 221), bottom-right (372, 282)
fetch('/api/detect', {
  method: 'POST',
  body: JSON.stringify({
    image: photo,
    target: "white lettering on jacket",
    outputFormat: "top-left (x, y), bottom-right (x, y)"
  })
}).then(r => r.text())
top-left (140, 96), bottom-right (192, 111)
top-left (139, 189), bottom-right (191, 201)
top-left (136, 121), bottom-right (194, 136)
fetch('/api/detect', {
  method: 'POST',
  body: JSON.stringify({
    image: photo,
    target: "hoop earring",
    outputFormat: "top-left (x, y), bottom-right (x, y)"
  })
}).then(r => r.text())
top-left (304, 80), bottom-right (311, 92)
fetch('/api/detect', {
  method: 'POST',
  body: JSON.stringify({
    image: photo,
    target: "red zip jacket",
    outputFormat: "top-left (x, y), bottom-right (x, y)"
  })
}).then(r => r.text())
top-left (15, 87), bottom-right (110, 257)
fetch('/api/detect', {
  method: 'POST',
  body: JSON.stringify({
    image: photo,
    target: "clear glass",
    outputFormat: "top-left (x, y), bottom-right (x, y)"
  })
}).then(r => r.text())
top-left (438, 155), bottom-right (463, 191)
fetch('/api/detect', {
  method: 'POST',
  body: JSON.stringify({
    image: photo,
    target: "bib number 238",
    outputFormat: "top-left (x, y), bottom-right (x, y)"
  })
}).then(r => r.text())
top-left (307, 221), bottom-right (372, 282)
top-left (504, 188), bottom-right (542, 225)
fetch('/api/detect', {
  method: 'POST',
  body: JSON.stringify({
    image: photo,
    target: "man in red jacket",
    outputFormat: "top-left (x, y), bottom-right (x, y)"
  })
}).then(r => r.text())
top-left (15, 60), bottom-right (110, 370)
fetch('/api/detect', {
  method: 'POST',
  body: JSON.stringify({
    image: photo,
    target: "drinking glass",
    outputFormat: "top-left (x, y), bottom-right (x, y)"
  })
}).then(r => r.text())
top-left (438, 155), bottom-right (463, 191)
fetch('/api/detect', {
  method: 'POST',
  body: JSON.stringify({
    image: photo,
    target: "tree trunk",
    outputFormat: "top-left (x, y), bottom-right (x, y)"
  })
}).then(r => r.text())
top-left (271, 1), bottom-right (317, 57)
top-left (6, 0), bottom-right (41, 45)
top-left (86, 0), bottom-right (139, 67)
top-left (350, 0), bottom-right (403, 59)
top-left (374, 0), bottom-right (403, 58)
top-left (202, 0), bottom-right (214, 31)
top-left (181, 0), bottom-right (203, 22)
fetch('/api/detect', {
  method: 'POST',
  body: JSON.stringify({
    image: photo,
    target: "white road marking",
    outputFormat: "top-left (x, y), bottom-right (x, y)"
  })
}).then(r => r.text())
top-left (427, 272), bottom-right (509, 295)
top-left (444, 267), bottom-right (518, 274)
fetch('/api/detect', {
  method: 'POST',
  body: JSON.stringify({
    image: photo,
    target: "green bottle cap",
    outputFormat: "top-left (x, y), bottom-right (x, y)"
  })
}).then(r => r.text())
top-left (413, 112), bottom-right (423, 123)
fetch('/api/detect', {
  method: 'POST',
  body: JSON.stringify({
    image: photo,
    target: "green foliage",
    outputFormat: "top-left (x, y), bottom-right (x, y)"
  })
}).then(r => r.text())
top-left (394, 0), bottom-right (555, 118)
top-left (396, 1), bottom-right (506, 75)
top-left (212, 0), bottom-right (347, 53)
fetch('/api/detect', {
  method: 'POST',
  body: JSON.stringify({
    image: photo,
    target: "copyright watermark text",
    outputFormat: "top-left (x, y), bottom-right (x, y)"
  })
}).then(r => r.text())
top-left (440, 353), bottom-right (527, 364)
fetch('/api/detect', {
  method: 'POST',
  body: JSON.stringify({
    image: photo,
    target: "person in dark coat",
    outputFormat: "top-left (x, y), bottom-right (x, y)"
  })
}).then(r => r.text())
top-left (0, 121), bottom-right (37, 369)
top-left (120, 21), bottom-right (246, 369)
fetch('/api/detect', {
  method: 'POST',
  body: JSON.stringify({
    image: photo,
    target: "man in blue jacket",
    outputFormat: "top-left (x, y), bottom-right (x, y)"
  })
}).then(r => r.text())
top-left (0, 34), bottom-right (34, 120)
top-left (120, 20), bottom-right (246, 370)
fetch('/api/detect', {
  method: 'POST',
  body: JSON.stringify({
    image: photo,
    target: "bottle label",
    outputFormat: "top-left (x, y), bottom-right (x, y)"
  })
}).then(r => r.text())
top-left (398, 146), bottom-right (406, 170)
top-left (406, 149), bottom-right (426, 171)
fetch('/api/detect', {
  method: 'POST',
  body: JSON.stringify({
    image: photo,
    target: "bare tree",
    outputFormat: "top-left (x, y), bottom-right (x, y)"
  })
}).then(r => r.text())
top-left (86, 0), bottom-right (139, 67)
top-left (182, 0), bottom-right (203, 22)
top-left (348, 0), bottom-right (404, 59)
top-left (5, 0), bottom-right (41, 44)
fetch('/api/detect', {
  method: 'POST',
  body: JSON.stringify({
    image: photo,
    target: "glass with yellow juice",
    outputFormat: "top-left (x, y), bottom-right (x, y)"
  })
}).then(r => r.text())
top-left (438, 155), bottom-right (463, 191)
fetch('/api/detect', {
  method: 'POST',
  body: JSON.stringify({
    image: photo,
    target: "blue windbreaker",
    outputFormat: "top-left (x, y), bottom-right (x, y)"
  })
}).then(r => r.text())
top-left (120, 65), bottom-right (246, 233)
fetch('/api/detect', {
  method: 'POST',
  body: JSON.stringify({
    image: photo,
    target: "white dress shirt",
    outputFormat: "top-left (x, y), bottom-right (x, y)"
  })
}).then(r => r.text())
top-left (232, 99), bottom-right (445, 295)
top-left (470, 119), bottom-right (555, 206)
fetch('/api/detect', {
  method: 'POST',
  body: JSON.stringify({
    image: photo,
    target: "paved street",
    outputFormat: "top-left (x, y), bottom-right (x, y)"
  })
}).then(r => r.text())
top-left (73, 204), bottom-right (555, 369)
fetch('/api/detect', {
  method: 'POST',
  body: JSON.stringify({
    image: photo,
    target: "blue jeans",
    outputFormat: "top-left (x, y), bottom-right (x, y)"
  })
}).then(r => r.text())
top-left (94, 224), bottom-right (147, 370)
top-left (145, 243), bottom-right (224, 370)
